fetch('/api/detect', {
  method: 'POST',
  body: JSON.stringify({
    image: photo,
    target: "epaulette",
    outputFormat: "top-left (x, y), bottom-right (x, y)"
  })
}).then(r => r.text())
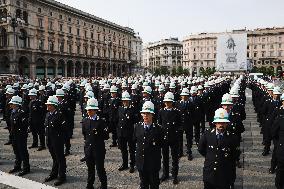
top-left (211, 128), bottom-right (215, 133)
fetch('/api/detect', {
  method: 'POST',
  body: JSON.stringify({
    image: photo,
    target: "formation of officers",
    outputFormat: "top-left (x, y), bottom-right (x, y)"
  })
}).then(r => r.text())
top-left (250, 78), bottom-right (284, 189)
top-left (0, 74), bottom-right (248, 189)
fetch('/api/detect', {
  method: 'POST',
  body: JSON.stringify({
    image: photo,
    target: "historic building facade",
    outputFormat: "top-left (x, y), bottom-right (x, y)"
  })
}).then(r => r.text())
top-left (0, 0), bottom-right (139, 78)
top-left (183, 27), bottom-right (284, 76)
top-left (142, 38), bottom-right (183, 72)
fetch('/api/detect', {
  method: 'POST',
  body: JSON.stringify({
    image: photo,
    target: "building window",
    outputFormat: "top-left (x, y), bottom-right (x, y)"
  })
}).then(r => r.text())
top-left (50, 12), bottom-right (53, 17)
top-left (68, 17), bottom-right (71, 22)
top-left (59, 14), bottom-right (62, 19)
top-left (279, 51), bottom-right (282, 57)
top-left (77, 19), bottom-right (80, 25)
top-left (49, 41), bottom-right (54, 51)
top-left (38, 8), bottom-right (41, 13)
top-left (84, 30), bottom-right (87, 38)
top-left (270, 45), bottom-right (274, 49)
top-left (38, 39), bottom-right (44, 50)
top-left (77, 45), bottom-right (80, 54)
top-left (19, 29), bottom-right (27, 48)
top-left (77, 28), bottom-right (80, 36)
top-left (279, 44), bottom-right (282, 48)
top-left (59, 41), bottom-right (64, 53)
top-left (59, 24), bottom-right (63, 32)
top-left (84, 46), bottom-right (88, 55)
top-left (23, 11), bottom-right (28, 23)
top-left (254, 52), bottom-right (257, 57)
top-left (38, 18), bottom-right (43, 28)
top-left (262, 45), bottom-right (265, 49)
top-left (69, 27), bottom-right (72, 34)
top-left (49, 21), bottom-right (53, 30)
top-left (91, 32), bottom-right (94, 39)
top-left (0, 28), bottom-right (7, 48)
top-left (68, 44), bottom-right (72, 54)
top-left (254, 45), bottom-right (257, 49)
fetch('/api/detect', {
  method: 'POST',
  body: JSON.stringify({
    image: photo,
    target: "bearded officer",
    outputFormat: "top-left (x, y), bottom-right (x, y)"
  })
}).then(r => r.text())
top-left (133, 101), bottom-right (163, 189)
top-left (44, 95), bottom-right (67, 186)
top-left (82, 98), bottom-right (108, 189)
top-left (198, 108), bottom-right (238, 189)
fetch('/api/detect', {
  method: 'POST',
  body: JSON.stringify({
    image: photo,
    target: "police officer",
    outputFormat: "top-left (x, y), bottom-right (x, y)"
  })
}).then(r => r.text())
top-left (28, 88), bottom-right (46, 151)
top-left (175, 88), bottom-right (194, 160)
top-left (272, 93), bottom-right (284, 189)
top-left (4, 87), bottom-right (15, 145)
top-left (117, 91), bottom-right (136, 173)
top-left (82, 98), bottom-right (108, 189)
top-left (8, 96), bottom-right (30, 176)
top-left (158, 92), bottom-right (181, 185)
top-left (198, 108), bottom-right (238, 189)
top-left (44, 95), bottom-right (67, 186)
top-left (108, 86), bottom-right (120, 147)
top-left (133, 101), bottom-right (163, 189)
top-left (56, 88), bottom-right (73, 156)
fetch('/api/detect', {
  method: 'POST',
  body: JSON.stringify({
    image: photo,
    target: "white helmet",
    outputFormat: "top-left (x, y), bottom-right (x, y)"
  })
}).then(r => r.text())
top-left (62, 83), bottom-right (70, 91)
top-left (86, 86), bottom-right (93, 92)
top-left (110, 86), bottom-right (118, 93)
top-left (230, 88), bottom-right (239, 98)
top-left (6, 88), bottom-right (15, 95)
top-left (281, 93), bottom-right (284, 101)
top-left (122, 91), bottom-right (131, 101)
top-left (190, 86), bottom-right (198, 94)
top-left (28, 83), bottom-right (34, 88)
top-left (158, 84), bottom-right (165, 92)
top-left (140, 101), bottom-right (155, 114)
top-left (9, 96), bottom-right (22, 106)
top-left (180, 88), bottom-right (190, 96)
top-left (213, 108), bottom-right (230, 123)
top-left (85, 98), bottom-right (99, 110)
top-left (163, 92), bottom-right (175, 102)
top-left (169, 82), bottom-right (176, 89)
top-left (103, 84), bottom-right (110, 90)
top-left (122, 82), bottom-right (127, 88)
top-left (46, 82), bottom-right (52, 87)
top-left (273, 87), bottom-right (282, 95)
top-left (5, 85), bottom-right (12, 90)
top-left (28, 88), bottom-right (38, 96)
top-left (221, 93), bottom-right (233, 105)
top-left (56, 89), bottom-right (65, 97)
top-left (13, 83), bottom-right (19, 88)
top-left (131, 84), bottom-right (137, 90)
top-left (21, 84), bottom-right (28, 90)
top-left (143, 86), bottom-right (152, 94)
top-left (266, 83), bottom-right (274, 91)
top-left (84, 91), bottom-right (95, 99)
top-left (39, 85), bottom-right (46, 91)
top-left (198, 85), bottom-right (203, 90)
top-left (46, 95), bottom-right (59, 106)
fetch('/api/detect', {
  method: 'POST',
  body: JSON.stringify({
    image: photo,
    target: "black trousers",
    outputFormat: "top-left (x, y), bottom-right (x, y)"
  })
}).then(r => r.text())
top-left (109, 121), bottom-right (117, 145)
top-left (178, 129), bottom-right (193, 156)
top-left (47, 138), bottom-right (66, 179)
top-left (6, 120), bottom-right (12, 142)
top-left (118, 136), bottom-right (135, 167)
top-left (276, 161), bottom-right (284, 189)
top-left (162, 140), bottom-right (179, 177)
top-left (271, 139), bottom-right (278, 170)
top-left (86, 152), bottom-right (107, 188)
top-left (30, 122), bottom-right (45, 147)
top-left (204, 182), bottom-right (230, 189)
top-left (12, 135), bottom-right (30, 171)
top-left (138, 170), bottom-right (160, 189)
top-left (193, 121), bottom-right (201, 143)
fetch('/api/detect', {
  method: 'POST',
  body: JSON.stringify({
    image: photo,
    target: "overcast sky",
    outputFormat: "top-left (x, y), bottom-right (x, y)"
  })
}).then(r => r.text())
top-left (57, 0), bottom-right (284, 43)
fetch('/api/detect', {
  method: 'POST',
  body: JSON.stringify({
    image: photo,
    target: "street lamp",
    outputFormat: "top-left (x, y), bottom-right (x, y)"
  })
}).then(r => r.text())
top-left (105, 40), bottom-right (112, 76)
top-left (1, 13), bottom-right (25, 74)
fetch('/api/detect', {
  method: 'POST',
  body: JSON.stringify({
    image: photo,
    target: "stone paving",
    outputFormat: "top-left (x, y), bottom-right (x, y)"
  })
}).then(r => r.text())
top-left (0, 89), bottom-right (275, 189)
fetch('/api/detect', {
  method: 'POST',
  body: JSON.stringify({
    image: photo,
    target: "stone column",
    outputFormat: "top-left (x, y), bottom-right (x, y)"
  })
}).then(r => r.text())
top-left (55, 62), bottom-right (58, 78)
top-left (88, 62), bottom-right (91, 76)
top-left (64, 62), bottom-right (68, 77)
top-left (29, 64), bottom-right (36, 80)
top-left (44, 63), bottom-right (48, 78)
top-left (94, 64), bottom-right (97, 78)
top-left (81, 62), bottom-right (84, 76)
top-left (72, 63), bottom-right (76, 77)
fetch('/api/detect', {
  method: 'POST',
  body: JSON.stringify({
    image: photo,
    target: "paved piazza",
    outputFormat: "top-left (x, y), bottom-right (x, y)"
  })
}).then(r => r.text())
top-left (0, 90), bottom-right (275, 189)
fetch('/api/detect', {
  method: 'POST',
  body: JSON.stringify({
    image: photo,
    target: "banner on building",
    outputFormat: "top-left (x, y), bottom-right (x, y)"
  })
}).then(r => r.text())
top-left (216, 33), bottom-right (247, 72)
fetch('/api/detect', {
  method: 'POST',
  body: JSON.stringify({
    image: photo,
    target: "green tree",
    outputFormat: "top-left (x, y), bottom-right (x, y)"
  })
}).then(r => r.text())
top-left (176, 66), bottom-right (184, 76)
top-left (183, 68), bottom-right (189, 75)
top-left (160, 66), bottom-right (170, 75)
top-left (172, 67), bottom-right (177, 76)
top-left (154, 68), bottom-right (160, 76)
top-left (200, 67), bottom-right (205, 76)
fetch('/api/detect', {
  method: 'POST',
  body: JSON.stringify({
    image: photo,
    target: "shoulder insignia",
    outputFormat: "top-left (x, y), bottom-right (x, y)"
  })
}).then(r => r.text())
top-left (211, 129), bottom-right (215, 133)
